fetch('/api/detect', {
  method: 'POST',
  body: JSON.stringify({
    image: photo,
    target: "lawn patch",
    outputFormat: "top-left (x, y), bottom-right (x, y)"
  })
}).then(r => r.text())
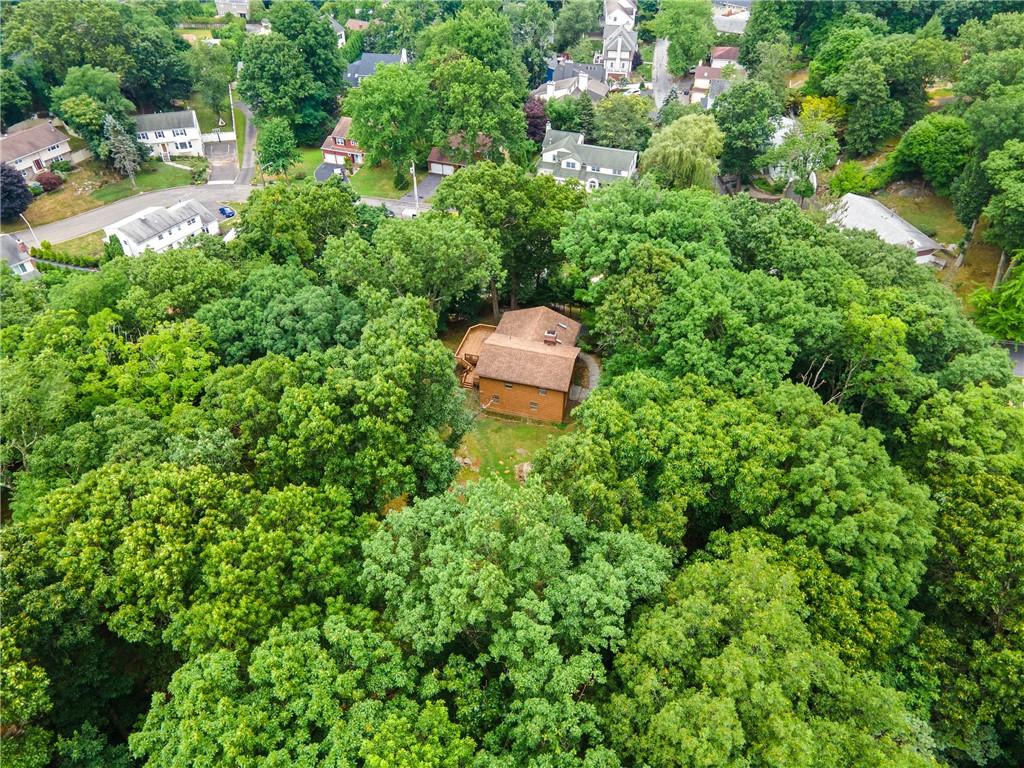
top-left (943, 218), bottom-right (1003, 301)
top-left (57, 230), bottom-right (105, 260)
top-left (233, 105), bottom-right (247, 165)
top-left (349, 161), bottom-right (426, 199)
top-left (875, 182), bottom-right (965, 244)
top-left (455, 396), bottom-right (574, 484)
top-left (90, 160), bottom-right (192, 204)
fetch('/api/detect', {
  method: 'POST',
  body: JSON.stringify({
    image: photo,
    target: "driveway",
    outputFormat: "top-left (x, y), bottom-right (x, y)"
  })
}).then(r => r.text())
top-left (400, 172), bottom-right (443, 206)
top-left (652, 38), bottom-right (672, 108)
top-left (234, 100), bottom-right (257, 185)
top-left (205, 140), bottom-right (238, 183)
top-left (1005, 341), bottom-right (1024, 378)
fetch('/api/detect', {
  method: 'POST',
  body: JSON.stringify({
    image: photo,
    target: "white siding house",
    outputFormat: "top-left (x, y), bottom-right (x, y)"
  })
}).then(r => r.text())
top-left (0, 123), bottom-right (72, 180)
top-left (536, 129), bottom-right (637, 192)
top-left (103, 201), bottom-right (219, 257)
top-left (134, 111), bottom-right (204, 160)
top-left (601, 25), bottom-right (638, 79)
top-left (603, 0), bottom-right (637, 29)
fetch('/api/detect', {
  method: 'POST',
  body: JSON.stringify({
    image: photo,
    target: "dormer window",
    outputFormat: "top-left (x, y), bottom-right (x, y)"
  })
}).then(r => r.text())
top-left (336, 137), bottom-right (343, 145)
top-left (564, 160), bottom-right (578, 169)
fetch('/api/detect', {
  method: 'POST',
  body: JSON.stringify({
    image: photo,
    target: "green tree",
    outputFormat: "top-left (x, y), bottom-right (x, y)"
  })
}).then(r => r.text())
top-left (508, 0), bottom-right (555, 88)
top-left (831, 58), bottom-right (904, 156)
top-left (102, 114), bottom-right (143, 188)
top-left (347, 64), bottom-right (432, 175)
top-left (593, 93), bottom-right (654, 153)
top-left (0, 70), bottom-right (33, 130)
top-left (1, 163), bottom-right (33, 223)
top-left (554, 0), bottom-right (600, 52)
top-left (806, 25), bottom-right (878, 94)
top-left (185, 43), bottom-right (233, 119)
top-left (756, 115), bottom-right (839, 201)
top-left (323, 213), bottom-right (501, 314)
top-left (892, 113), bottom-right (975, 195)
top-left (255, 116), bottom-right (299, 177)
top-left (237, 33), bottom-right (323, 144)
top-left (752, 34), bottom-right (795, 104)
top-left (50, 65), bottom-right (134, 118)
top-left (979, 139), bottom-right (1024, 254)
top-left (359, 702), bottom-right (476, 768)
top-left (713, 79), bottom-right (783, 179)
top-left (654, 0), bottom-right (715, 76)
top-left (545, 92), bottom-right (596, 136)
top-left (606, 533), bottom-right (939, 768)
top-left (431, 161), bottom-right (585, 311)
top-left (739, 0), bottom-right (797, 68)
top-left (641, 112), bottom-right (724, 190)
top-left (418, 6), bottom-right (527, 92)
top-left (971, 258), bottom-right (1024, 341)
top-left (362, 479), bottom-right (671, 767)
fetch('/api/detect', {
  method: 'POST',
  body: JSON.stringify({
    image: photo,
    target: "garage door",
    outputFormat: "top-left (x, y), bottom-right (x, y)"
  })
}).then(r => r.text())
top-left (429, 162), bottom-right (445, 175)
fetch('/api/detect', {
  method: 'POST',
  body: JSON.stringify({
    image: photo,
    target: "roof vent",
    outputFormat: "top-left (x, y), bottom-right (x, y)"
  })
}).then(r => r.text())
top-left (543, 329), bottom-right (558, 345)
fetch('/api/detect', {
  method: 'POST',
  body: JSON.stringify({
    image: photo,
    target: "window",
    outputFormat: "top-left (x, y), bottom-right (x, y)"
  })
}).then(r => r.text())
top-left (15, 263), bottom-right (28, 274)
top-left (529, 402), bottom-right (539, 411)
top-left (138, 132), bottom-right (148, 139)
top-left (187, 217), bottom-right (197, 226)
top-left (157, 233), bottom-right (165, 240)
top-left (335, 137), bottom-right (344, 145)
top-left (504, 382), bottom-right (513, 389)
top-left (538, 388), bottom-right (548, 396)
top-left (47, 143), bottom-right (61, 151)
top-left (175, 141), bottom-right (191, 150)
top-left (154, 130), bottom-right (165, 138)
top-left (564, 160), bottom-right (578, 169)
top-left (172, 128), bottom-right (186, 136)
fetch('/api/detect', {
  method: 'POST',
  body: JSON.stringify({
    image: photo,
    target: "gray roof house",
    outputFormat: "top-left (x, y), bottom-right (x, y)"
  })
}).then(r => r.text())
top-left (103, 200), bottom-right (220, 257)
top-left (344, 49), bottom-right (408, 87)
top-left (1, 234), bottom-right (41, 281)
top-left (832, 193), bottom-right (945, 267)
top-left (536, 129), bottom-right (637, 192)
top-left (602, 24), bottom-right (638, 79)
top-left (549, 60), bottom-right (606, 82)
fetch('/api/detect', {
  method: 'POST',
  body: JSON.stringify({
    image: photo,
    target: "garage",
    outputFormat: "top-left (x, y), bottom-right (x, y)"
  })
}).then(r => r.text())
top-left (429, 161), bottom-right (457, 175)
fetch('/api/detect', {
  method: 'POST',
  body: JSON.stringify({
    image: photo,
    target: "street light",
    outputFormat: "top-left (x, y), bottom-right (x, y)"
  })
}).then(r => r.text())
top-left (20, 213), bottom-right (40, 247)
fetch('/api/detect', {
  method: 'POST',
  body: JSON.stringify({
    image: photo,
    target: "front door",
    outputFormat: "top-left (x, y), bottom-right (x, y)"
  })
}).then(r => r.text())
top-left (33, 158), bottom-right (43, 171)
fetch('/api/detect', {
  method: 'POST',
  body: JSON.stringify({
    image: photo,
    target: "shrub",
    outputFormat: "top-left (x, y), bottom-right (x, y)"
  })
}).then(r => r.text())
top-left (293, 170), bottom-right (307, 180)
top-left (28, 182), bottom-right (44, 196)
top-left (828, 160), bottom-right (894, 196)
top-left (36, 171), bottom-right (63, 192)
top-left (50, 160), bottom-right (72, 173)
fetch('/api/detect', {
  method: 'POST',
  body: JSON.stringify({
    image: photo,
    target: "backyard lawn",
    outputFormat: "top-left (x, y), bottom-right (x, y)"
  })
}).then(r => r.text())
top-left (291, 147), bottom-right (323, 178)
top-left (875, 183), bottom-right (965, 244)
top-left (187, 93), bottom-right (227, 133)
top-left (455, 398), bottom-right (574, 484)
top-left (179, 27), bottom-right (213, 44)
top-left (349, 161), bottom-right (426, 199)
top-left (57, 230), bottom-right (105, 260)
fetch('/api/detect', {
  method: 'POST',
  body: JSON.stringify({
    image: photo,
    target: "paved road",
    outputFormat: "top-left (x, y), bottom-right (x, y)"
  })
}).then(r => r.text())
top-left (652, 38), bottom-right (672, 108)
top-left (9, 182), bottom-right (424, 245)
top-left (234, 100), bottom-right (257, 185)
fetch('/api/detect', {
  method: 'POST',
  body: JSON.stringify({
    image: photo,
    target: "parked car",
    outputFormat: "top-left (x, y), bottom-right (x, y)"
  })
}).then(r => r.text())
top-left (218, 206), bottom-right (236, 218)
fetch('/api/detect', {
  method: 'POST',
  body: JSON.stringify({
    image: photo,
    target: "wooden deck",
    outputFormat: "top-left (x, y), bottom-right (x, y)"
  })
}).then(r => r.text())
top-left (454, 324), bottom-right (496, 387)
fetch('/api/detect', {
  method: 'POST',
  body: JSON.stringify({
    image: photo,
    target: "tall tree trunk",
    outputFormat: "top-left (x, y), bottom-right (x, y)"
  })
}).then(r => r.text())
top-left (490, 278), bottom-right (500, 321)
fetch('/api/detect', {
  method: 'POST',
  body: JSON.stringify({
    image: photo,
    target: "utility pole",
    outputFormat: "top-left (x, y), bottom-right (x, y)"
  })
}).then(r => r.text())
top-left (20, 213), bottom-right (39, 247)
top-left (410, 160), bottom-right (420, 215)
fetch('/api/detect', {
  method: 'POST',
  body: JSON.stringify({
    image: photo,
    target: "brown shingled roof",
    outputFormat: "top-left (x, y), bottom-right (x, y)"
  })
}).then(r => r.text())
top-left (495, 306), bottom-right (581, 346)
top-left (0, 123), bottom-right (69, 162)
top-left (475, 334), bottom-right (580, 392)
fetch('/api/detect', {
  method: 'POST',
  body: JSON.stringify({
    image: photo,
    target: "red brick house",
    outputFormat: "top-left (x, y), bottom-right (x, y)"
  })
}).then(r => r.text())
top-left (321, 117), bottom-right (364, 167)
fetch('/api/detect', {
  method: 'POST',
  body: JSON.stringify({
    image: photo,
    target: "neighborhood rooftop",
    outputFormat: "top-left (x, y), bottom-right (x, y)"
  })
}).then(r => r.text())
top-left (833, 193), bottom-right (942, 257)
top-left (475, 334), bottom-right (580, 392)
top-left (112, 200), bottom-right (216, 243)
top-left (133, 111), bottom-right (198, 132)
top-left (0, 122), bottom-right (69, 161)
top-left (539, 129), bottom-right (638, 177)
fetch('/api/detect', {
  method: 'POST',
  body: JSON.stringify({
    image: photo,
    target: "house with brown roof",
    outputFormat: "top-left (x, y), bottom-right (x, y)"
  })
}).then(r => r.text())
top-left (455, 307), bottom-right (582, 422)
top-left (427, 133), bottom-right (492, 176)
top-left (321, 117), bottom-right (364, 167)
top-left (0, 122), bottom-right (71, 180)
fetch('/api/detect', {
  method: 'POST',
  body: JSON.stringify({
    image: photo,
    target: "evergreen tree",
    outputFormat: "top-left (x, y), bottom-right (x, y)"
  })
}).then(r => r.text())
top-left (1, 163), bottom-right (34, 222)
top-left (102, 115), bottom-right (144, 188)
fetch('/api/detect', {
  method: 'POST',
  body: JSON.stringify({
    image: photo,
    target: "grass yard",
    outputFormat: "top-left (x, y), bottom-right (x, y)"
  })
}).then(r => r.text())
top-left (875, 183), bottom-right (965, 244)
top-left (187, 94), bottom-right (227, 133)
top-left (90, 160), bottom-right (192, 203)
top-left (233, 105), bottom-right (247, 165)
top-left (179, 27), bottom-right (213, 45)
top-left (455, 398), bottom-right (575, 484)
top-left (943, 219), bottom-right (1003, 301)
top-left (58, 230), bottom-right (105, 260)
top-left (67, 135), bottom-right (88, 152)
top-left (636, 62), bottom-right (652, 81)
top-left (291, 147), bottom-right (323, 179)
top-left (349, 161), bottom-right (426, 199)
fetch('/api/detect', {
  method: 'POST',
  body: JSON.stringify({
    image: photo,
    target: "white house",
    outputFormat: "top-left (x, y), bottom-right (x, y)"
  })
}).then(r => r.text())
top-left (601, 24), bottom-right (638, 79)
top-left (603, 0), bottom-right (636, 29)
top-left (536, 129), bottom-right (637, 192)
top-left (832, 193), bottom-right (945, 267)
top-left (0, 122), bottom-right (72, 180)
top-left (134, 111), bottom-right (204, 160)
top-left (103, 200), bottom-right (219, 257)
top-left (1, 234), bottom-right (41, 281)
top-left (531, 71), bottom-right (609, 102)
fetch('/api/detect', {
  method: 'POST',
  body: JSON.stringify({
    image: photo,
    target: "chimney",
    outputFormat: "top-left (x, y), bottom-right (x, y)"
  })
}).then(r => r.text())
top-left (579, 72), bottom-right (589, 93)
top-left (543, 329), bottom-right (558, 345)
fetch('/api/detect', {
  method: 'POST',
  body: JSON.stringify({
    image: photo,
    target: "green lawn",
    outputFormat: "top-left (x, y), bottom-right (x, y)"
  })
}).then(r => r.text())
top-left (290, 147), bottom-right (323, 179)
top-left (179, 27), bottom-right (213, 45)
top-left (67, 135), bottom-right (88, 152)
top-left (349, 161), bottom-right (426, 199)
top-left (943, 218), bottom-right (1003, 301)
top-left (90, 160), bottom-right (192, 203)
top-left (187, 93), bottom-right (227, 133)
top-left (233, 105), bottom-right (246, 165)
top-left (875, 184), bottom-right (965, 244)
top-left (58, 230), bottom-right (105, 260)
top-left (455, 399), bottom-right (575, 484)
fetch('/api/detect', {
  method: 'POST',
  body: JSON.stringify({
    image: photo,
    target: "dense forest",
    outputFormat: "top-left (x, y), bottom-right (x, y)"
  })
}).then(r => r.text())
top-left (2, 0), bottom-right (1023, 767)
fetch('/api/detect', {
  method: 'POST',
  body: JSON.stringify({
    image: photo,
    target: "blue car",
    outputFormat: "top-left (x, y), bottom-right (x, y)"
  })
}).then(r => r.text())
top-left (218, 206), bottom-right (236, 218)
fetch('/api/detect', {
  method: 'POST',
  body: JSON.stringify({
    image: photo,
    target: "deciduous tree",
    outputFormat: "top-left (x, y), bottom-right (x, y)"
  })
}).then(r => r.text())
top-left (654, 0), bottom-right (715, 75)
top-left (713, 79), bottom-right (783, 178)
top-left (641, 112), bottom-right (723, 190)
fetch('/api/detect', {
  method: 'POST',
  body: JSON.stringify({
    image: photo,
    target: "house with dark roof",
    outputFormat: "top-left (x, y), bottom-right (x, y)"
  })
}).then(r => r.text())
top-left (103, 200), bottom-right (219, 256)
top-left (547, 59), bottom-right (606, 83)
top-left (832, 193), bottom-right (946, 267)
top-left (134, 111), bottom-right (203, 160)
top-left (537, 129), bottom-right (637, 192)
top-left (455, 307), bottom-right (583, 422)
top-left (321, 117), bottom-right (364, 167)
top-left (1, 234), bottom-right (40, 281)
top-left (0, 122), bottom-right (71, 180)
top-left (344, 49), bottom-right (408, 87)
